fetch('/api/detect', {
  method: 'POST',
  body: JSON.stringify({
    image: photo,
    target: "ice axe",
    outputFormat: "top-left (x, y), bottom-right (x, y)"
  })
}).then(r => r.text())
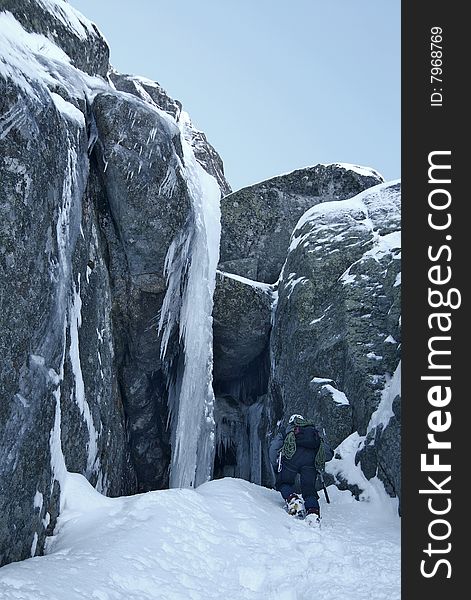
top-left (318, 470), bottom-right (330, 504)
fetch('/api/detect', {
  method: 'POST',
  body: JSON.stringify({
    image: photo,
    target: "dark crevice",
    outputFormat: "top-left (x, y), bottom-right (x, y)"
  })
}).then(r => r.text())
top-left (212, 344), bottom-right (272, 485)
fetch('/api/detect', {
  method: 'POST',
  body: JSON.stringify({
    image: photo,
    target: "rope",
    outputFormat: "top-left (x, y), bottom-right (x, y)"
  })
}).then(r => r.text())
top-left (280, 416), bottom-right (316, 460)
top-left (315, 438), bottom-right (326, 471)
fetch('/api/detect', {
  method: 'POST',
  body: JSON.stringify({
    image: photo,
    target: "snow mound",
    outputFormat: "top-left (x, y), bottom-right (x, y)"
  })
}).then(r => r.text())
top-left (0, 473), bottom-right (400, 600)
top-left (322, 162), bottom-right (384, 181)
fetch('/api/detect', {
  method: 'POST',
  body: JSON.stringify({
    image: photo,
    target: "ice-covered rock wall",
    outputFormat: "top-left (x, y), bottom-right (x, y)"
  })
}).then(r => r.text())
top-left (158, 130), bottom-right (221, 489)
top-left (0, 0), bottom-right (228, 566)
top-left (0, 2), bottom-right (133, 566)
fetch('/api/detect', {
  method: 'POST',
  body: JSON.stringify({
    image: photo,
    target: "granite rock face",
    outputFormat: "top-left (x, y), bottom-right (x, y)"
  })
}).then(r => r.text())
top-left (0, 0), bottom-right (228, 566)
top-left (0, 74), bottom-right (134, 565)
top-left (269, 181), bottom-right (401, 498)
top-left (109, 71), bottom-right (232, 197)
top-left (1, 0), bottom-right (109, 77)
top-left (212, 272), bottom-right (273, 381)
top-left (109, 71), bottom-right (183, 120)
top-left (213, 168), bottom-right (400, 504)
top-left (219, 164), bottom-right (383, 283)
top-left (90, 89), bottom-right (195, 491)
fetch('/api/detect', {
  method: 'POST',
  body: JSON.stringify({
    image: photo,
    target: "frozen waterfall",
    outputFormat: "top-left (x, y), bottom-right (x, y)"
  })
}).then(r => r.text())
top-left (159, 131), bottom-right (221, 489)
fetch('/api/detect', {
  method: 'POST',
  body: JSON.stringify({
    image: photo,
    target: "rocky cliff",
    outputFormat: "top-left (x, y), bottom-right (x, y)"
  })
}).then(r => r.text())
top-left (0, 0), bottom-right (400, 567)
top-left (213, 169), bottom-right (401, 500)
top-left (0, 0), bottom-right (228, 565)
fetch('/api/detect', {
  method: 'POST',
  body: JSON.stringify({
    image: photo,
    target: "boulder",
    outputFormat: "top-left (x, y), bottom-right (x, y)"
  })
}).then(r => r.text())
top-left (109, 72), bottom-right (232, 197)
top-left (269, 181), bottom-right (401, 498)
top-left (220, 163), bottom-right (383, 283)
top-left (213, 271), bottom-right (273, 381)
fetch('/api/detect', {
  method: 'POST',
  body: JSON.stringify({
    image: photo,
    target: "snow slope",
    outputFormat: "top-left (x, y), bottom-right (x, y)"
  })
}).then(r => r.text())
top-left (0, 474), bottom-right (400, 600)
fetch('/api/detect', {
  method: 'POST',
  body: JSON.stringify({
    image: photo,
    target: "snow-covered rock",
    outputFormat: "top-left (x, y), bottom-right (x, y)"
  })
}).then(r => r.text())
top-left (219, 163), bottom-right (384, 283)
top-left (269, 181), bottom-right (401, 499)
top-left (1, 0), bottom-right (109, 77)
top-left (212, 175), bottom-right (401, 503)
top-left (0, 6), bottom-right (132, 565)
top-left (109, 71), bottom-right (232, 197)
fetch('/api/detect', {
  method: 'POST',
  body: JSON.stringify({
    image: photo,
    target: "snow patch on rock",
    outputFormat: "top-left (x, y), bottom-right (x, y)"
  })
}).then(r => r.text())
top-left (367, 362), bottom-right (401, 433)
top-left (216, 270), bottom-right (275, 295)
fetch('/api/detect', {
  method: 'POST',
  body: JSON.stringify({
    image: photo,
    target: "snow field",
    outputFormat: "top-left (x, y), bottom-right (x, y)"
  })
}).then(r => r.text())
top-left (0, 474), bottom-right (400, 600)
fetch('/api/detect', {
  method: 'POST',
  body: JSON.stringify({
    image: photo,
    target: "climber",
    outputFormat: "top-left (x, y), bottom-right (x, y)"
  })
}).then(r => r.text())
top-left (269, 414), bottom-right (325, 525)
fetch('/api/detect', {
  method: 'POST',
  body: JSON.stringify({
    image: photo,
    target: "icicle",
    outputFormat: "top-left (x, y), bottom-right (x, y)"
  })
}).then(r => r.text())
top-left (248, 401), bottom-right (264, 484)
top-left (49, 136), bottom-right (82, 503)
top-left (159, 133), bottom-right (221, 489)
top-left (69, 273), bottom-right (100, 476)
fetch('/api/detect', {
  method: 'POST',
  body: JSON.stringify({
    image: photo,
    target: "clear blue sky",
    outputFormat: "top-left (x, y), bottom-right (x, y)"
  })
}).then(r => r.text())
top-left (72, 0), bottom-right (400, 192)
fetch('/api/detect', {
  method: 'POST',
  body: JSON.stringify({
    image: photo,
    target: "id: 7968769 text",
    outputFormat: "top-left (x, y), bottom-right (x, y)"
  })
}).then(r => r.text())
top-left (430, 26), bottom-right (443, 107)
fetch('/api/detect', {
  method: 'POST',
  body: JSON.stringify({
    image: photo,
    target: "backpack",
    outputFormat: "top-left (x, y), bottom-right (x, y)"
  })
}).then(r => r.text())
top-left (296, 425), bottom-right (320, 450)
top-left (280, 417), bottom-right (319, 459)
